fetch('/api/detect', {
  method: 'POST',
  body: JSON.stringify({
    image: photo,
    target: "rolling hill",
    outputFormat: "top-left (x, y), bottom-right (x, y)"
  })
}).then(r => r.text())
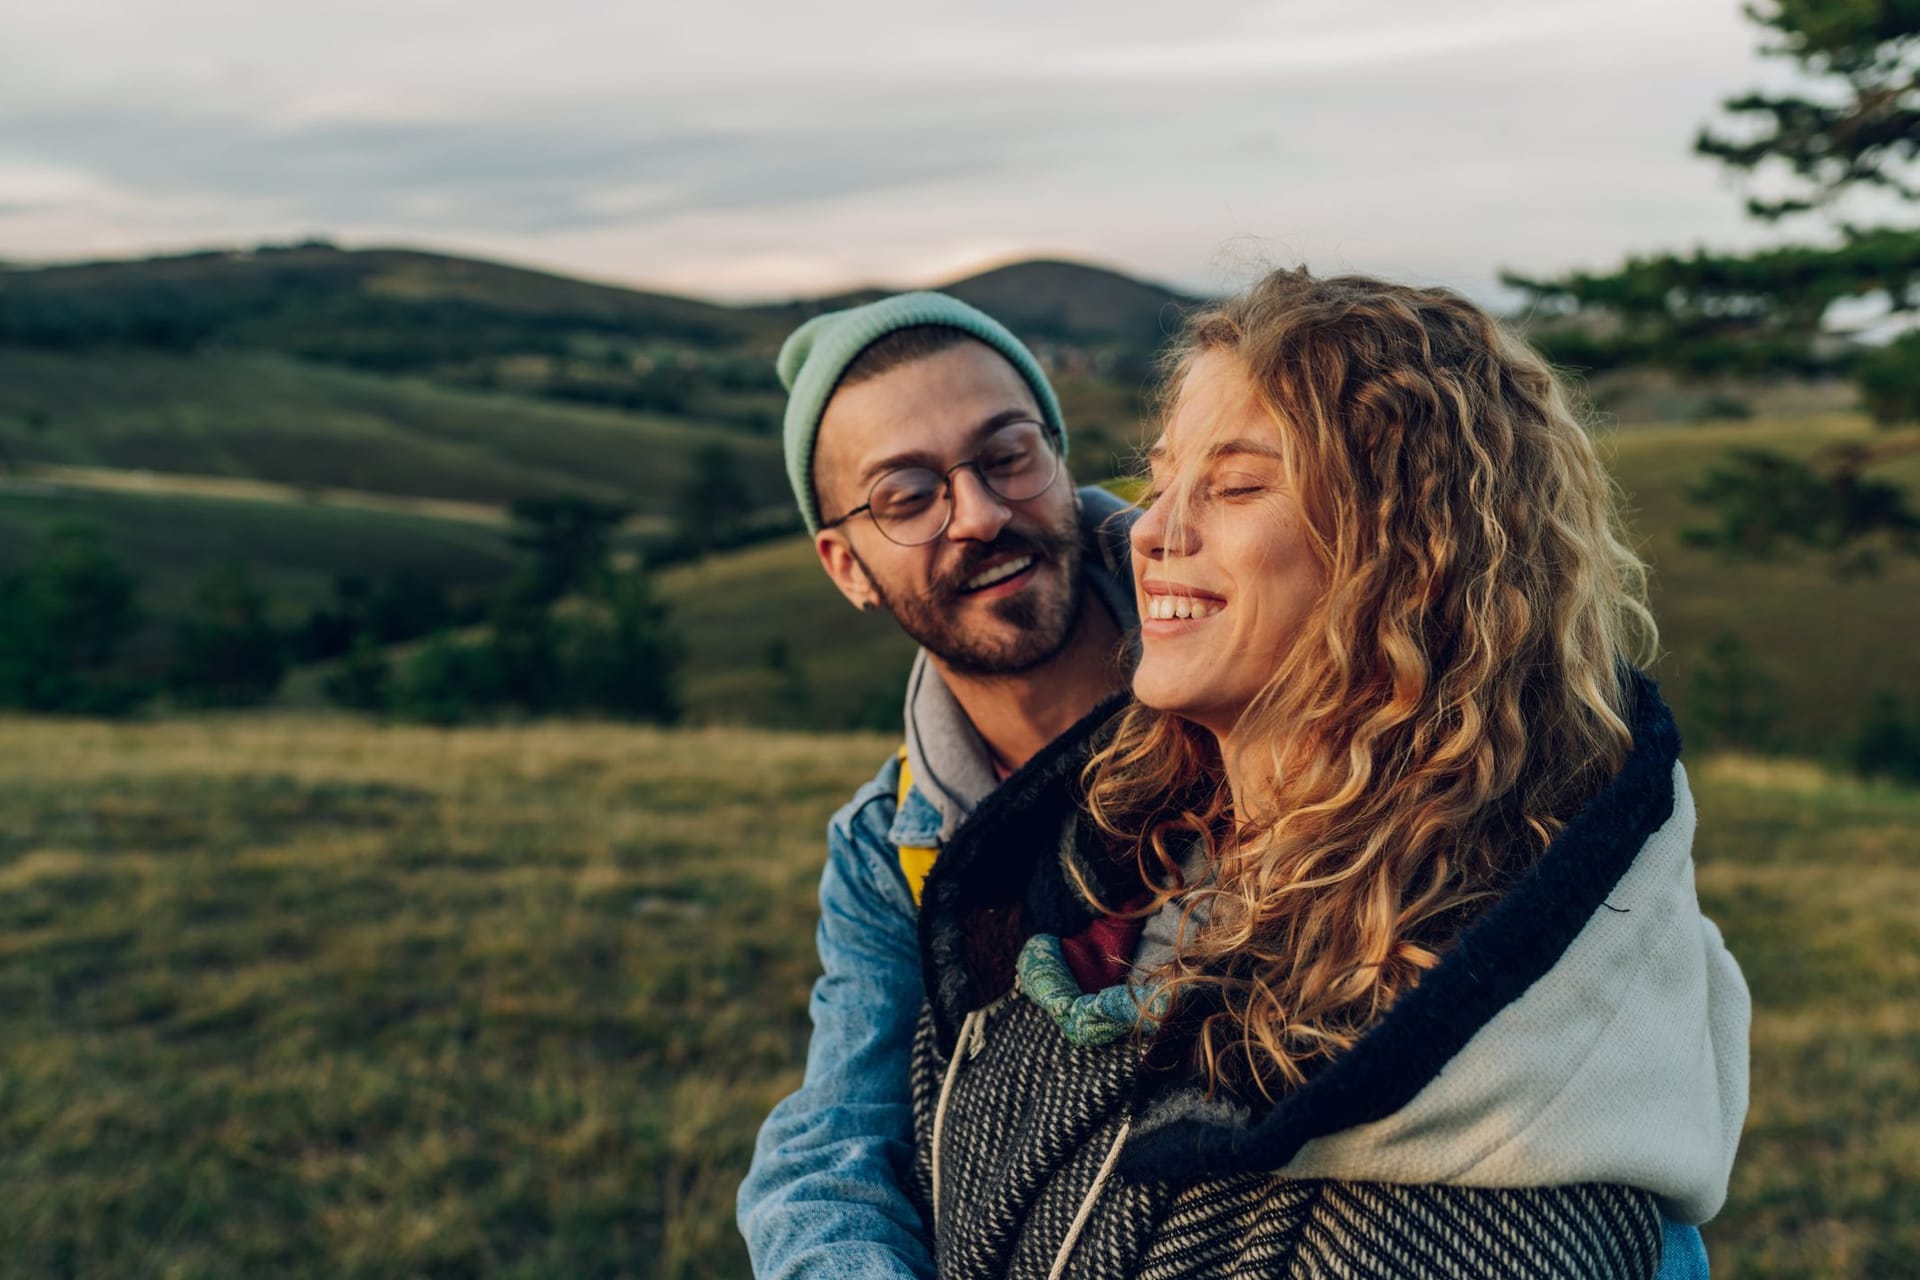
top-left (4, 241), bottom-right (1914, 759)
top-left (937, 257), bottom-right (1198, 349)
top-left (0, 242), bottom-right (1191, 653)
top-left (0, 345), bottom-right (788, 511)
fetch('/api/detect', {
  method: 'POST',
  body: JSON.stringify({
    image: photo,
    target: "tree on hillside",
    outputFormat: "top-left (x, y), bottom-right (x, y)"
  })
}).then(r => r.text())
top-left (1508, 0), bottom-right (1920, 568)
top-left (487, 580), bottom-right (566, 712)
top-left (565, 568), bottom-right (683, 723)
top-left (167, 564), bottom-right (286, 708)
top-left (321, 631), bottom-right (392, 714)
top-left (673, 441), bottom-right (755, 554)
top-left (294, 570), bottom-right (459, 663)
top-left (508, 496), bottom-right (630, 602)
top-left (0, 522), bottom-right (148, 715)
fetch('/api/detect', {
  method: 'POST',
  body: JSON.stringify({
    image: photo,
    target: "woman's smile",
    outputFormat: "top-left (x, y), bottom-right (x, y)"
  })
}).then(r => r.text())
top-left (1141, 582), bottom-right (1228, 624)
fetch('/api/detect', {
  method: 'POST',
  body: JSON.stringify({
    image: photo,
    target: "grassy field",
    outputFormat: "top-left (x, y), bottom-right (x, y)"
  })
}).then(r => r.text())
top-left (0, 715), bottom-right (888, 1279)
top-left (0, 715), bottom-right (1912, 1278)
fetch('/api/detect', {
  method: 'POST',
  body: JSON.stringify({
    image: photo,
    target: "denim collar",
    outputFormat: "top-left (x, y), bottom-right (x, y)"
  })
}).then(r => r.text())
top-left (887, 778), bottom-right (946, 850)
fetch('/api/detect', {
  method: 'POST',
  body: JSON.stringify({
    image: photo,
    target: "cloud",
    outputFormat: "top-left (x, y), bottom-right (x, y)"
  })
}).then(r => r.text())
top-left (0, 104), bottom-right (1034, 239)
top-left (0, 0), bottom-right (1788, 301)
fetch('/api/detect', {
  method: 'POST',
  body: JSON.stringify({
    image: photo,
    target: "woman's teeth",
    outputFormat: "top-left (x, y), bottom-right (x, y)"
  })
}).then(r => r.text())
top-left (964, 554), bottom-right (1035, 591)
top-left (1146, 595), bottom-right (1223, 621)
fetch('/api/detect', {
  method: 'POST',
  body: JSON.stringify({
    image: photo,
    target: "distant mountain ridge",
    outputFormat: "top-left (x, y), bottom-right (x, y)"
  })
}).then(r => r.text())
top-left (0, 241), bottom-right (1198, 358)
top-left (938, 258), bottom-right (1200, 348)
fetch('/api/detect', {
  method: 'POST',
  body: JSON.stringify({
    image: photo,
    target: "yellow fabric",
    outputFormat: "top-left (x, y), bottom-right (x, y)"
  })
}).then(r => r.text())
top-left (896, 747), bottom-right (938, 907)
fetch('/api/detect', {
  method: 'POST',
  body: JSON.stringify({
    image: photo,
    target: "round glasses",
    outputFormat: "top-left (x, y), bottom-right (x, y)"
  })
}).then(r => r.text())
top-left (819, 418), bottom-right (1061, 546)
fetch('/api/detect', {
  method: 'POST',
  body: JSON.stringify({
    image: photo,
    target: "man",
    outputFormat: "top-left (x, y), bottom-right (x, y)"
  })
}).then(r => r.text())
top-left (736, 292), bottom-right (1136, 1278)
top-left (736, 292), bottom-right (1713, 1280)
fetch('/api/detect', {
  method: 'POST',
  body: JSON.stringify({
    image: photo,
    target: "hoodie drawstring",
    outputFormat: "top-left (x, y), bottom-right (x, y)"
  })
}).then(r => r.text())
top-left (930, 1005), bottom-right (987, 1231)
top-left (1047, 1116), bottom-right (1132, 1280)
top-left (934, 993), bottom-right (1130, 1276)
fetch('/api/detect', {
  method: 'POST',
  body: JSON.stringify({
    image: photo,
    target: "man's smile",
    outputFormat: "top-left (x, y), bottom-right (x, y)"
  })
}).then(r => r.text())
top-left (959, 553), bottom-right (1039, 597)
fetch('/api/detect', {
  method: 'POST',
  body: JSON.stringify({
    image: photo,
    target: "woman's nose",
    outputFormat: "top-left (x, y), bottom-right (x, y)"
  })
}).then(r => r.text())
top-left (1131, 489), bottom-right (1166, 561)
top-left (1131, 486), bottom-right (1196, 561)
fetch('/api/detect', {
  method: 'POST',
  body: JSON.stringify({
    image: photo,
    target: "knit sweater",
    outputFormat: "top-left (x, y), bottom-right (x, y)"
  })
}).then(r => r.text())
top-left (906, 672), bottom-right (1749, 1278)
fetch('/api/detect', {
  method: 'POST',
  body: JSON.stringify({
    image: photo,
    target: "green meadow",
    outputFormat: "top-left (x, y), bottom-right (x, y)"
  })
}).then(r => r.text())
top-left (0, 716), bottom-right (1912, 1278)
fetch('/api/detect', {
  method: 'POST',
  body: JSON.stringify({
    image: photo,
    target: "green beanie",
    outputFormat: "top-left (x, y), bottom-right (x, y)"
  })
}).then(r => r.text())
top-left (776, 291), bottom-right (1067, 535)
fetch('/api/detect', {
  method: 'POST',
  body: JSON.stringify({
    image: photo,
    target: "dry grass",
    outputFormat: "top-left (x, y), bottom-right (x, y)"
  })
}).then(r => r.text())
top-left (0, 714), bottom-right (1912, 1276)
top-left (0, 713), bottom-right (890, 1279)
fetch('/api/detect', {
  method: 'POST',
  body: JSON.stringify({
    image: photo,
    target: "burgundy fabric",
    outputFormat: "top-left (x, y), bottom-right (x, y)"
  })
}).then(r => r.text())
top-left (1060, 894), bottom-right (1154, 991)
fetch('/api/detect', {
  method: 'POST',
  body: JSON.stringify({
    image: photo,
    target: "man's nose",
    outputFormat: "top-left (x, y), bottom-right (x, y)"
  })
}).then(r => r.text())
top-left (944, 467), bottom-right (1012, 542)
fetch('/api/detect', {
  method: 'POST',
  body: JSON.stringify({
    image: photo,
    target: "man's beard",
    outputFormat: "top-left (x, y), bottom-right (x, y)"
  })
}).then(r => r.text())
top-left (857, 519), bottom-right (1085, 678)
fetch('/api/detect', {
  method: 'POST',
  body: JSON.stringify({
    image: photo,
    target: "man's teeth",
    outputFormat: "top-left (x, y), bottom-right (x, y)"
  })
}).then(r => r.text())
top-left (1146, 595), bottom-right (1224, 621)
top-left (964, 554), bottom-right (1036, 591)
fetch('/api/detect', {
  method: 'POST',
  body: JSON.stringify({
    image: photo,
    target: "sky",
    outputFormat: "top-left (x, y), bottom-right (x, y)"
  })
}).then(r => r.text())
top-left (0, 0), bottom-right (1807, 303)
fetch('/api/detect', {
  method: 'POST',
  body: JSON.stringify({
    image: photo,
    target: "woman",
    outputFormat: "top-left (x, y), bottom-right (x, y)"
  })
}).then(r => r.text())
top-left (906, 268), bottom-right (1748, 1279)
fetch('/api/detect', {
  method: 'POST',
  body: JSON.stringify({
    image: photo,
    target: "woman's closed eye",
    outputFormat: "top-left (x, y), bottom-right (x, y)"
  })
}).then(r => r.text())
top-left (1208, 470), bottom-right (1274, 500)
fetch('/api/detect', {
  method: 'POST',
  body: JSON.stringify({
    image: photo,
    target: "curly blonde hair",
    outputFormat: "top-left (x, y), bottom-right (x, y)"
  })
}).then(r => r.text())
top-left (1085, 267), bottom-right (1658, 1096)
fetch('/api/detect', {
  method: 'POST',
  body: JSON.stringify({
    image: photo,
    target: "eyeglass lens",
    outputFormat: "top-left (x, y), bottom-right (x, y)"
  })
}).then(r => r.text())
top-left (867, 420), bottom-right (1057, 545)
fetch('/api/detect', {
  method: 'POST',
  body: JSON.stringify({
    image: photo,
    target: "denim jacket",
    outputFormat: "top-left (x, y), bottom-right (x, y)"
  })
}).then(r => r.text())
top-left (737, 755), bottom-right (940, 1279)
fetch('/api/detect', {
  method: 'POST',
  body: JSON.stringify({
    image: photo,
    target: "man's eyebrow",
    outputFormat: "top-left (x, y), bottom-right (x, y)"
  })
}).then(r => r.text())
top-left (857, 408), bottom-right (1037, 487)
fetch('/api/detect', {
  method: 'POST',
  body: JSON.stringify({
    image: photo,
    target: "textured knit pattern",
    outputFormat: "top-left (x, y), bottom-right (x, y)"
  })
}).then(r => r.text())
top-left (910, 996), bottom-right (1663, 1280)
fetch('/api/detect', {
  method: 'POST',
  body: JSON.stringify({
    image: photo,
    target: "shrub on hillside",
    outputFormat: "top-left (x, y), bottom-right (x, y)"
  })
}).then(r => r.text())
top-left (387, 569), bottom-right (682, 726)
top-left (487, 585), bottom-right (566, 712)
top-left (507, 497), bottom-right (629, 604)
top-left (1688, 631), bottom-right (1783, 753)
top-left (1850, 692), bottom-right (1920, 784)
top-left (0, 522), bottom-right (149, 715)
top-left (294, 571), bottom-right (458, 663)
top-left (167, 564), bottom-right (287, 708)
top-left (392, 635), bottom-right (503, 726)
top-left (1856, 332), bottom-right (1920, 426)
top-left (563, 569), bottom-right (682, 723)
top-left (762, 639), bottom-right (813, 729)
top-left (321, 632), bottom-right (393, 714)
top-left (673, 441), bottom-right (755, 555)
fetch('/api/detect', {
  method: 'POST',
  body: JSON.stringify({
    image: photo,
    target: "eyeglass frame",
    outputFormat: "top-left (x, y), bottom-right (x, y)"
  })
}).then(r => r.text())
top-left (816, 416), bottom-right (1062, 546)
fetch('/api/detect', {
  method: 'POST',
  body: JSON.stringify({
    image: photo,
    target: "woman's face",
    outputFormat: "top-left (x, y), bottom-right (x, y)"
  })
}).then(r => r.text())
top-left (1130, 350), bottom-right (1326, 739)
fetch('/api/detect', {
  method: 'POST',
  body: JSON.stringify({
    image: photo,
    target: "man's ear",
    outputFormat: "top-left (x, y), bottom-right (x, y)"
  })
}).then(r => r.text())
top-left (815, 529), bottom-right (881, 613)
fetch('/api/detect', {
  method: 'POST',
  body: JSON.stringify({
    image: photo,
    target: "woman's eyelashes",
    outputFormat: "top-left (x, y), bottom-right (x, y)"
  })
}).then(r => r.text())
top-left (1137, 477), bottom-right (1267, 510)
